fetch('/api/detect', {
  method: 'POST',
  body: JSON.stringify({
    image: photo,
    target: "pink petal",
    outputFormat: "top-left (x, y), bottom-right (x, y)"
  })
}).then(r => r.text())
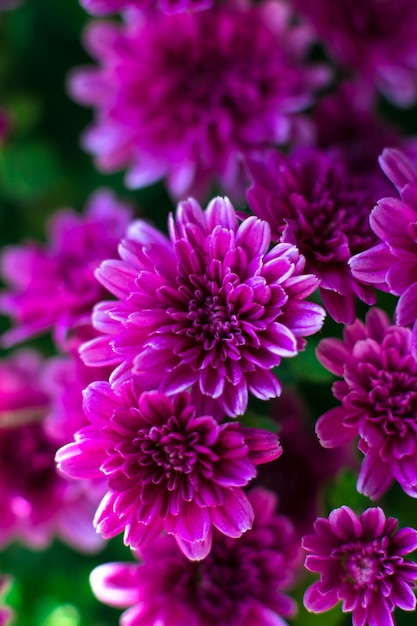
top-left (303, 581), bottom-right (339, 613)
top-left (174, 501), bottom-right (211, 544)
top-left (315, 406), bottom-right (356, 448)
top-left (210, 488), bottom-right (254, 538)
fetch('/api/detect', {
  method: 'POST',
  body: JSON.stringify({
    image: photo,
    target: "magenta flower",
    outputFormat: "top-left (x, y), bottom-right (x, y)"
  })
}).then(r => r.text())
top-left (80, 0), bottom-right (212, 15)
top-left (69, 4), bottom-right (328, 199)
top-left (247, 148), bottom-right (377, 323)
top-left (293, 0), bottom-right (417, 106)
top-left (90, 488), bottom-right (300, 626)
top-left (303, 506), bottom-right (417, 626)
top-left (56, 383), bottom-right (282, 560)
top-left (81, 197), bottom-right (325, 417)
top-left (0, 349), bottom-right (102, 551)
top-left (350, 148), bottom-right (417, 355)
top-left (316, 307), bottom-right (417, 499)
top-left (0, 189), bottom-right (132, 348)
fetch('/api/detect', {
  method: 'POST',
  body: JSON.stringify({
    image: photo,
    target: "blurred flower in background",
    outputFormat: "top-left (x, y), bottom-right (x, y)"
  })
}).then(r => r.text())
top-left (0, 189), bottom-right (133, 349)
top-left (0, 349), bottom-right (103, 552)
top-left (89, 488), bottom-right (301, 626)
top-left (69, 2), bottom-right (329, 199)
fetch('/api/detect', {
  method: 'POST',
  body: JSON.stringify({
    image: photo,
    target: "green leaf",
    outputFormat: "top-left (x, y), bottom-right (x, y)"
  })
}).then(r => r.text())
top-left (324, 468), bottom-right (369, 513)
top-left (238, 409), bottom-right (279, 432)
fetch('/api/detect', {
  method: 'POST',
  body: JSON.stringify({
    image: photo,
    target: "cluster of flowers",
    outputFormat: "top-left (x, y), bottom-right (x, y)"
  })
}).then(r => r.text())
top-left (2, 0), bottom-right (417, 625)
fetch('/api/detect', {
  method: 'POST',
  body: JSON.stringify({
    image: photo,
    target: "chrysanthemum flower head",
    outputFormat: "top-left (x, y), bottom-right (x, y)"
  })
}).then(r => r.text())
top-left (89, 488), bottom-right (300, 626)
top-left (70, 3), bottom-right (328, 199)
top-left (316, 307), bottom-right (417, 499)
top-left (303, 506), bottom-right (417, 626)
top-left (293, 0), bottom-right (417, 106)
top-left (0, 350), bottom-right (102, 551)
top-left (0, 189), bottom-right (133, 349)
top-left (350, 148), bottom-right (417, 355)
top-left (56, 382), bottom-right (282, 560)
top-left (82, 196), bottom-right (325, 417)
top-left (247, 148), bottom-right (377, 323)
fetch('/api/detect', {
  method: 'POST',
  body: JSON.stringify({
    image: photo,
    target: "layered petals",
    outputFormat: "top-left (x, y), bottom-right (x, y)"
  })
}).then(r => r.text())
top-left (83, 196), bottom-right (325, 417)
top-left (303, 506), bottom-right (417, 626)
top-left (90, 488), bottom-right (300, 626)
top-left (316, 307), bottom-right (417, 499)
top-left (70, 5), bottom-right (328, 198)
top-left (56, 383), bottom-right (282, 558)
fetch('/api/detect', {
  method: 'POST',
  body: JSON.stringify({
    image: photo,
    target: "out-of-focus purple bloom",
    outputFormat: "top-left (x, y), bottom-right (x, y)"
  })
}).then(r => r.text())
top-left (90, 488), bottom-right (300, 626)
top-left (350, 148), bottom-right (417, 355)
top-left (303, 506), bottom-right (417, 625)
top-left (293, 0), bottom-right (417, 106)
top-left (70, 4), bottom-right (328, 199)
top-left (81, 196), bottom-right (325, 417)
top-left (255, 392), bottom-right (354, 535)
top-left (44, 344), bottom-right (113, 441)
top-left (316, 307), bottom-right (417, 500)
top-left (0, 189), bottom-right (133, 349)
top-left (80, 0), bottom-right (212, 15)
top-left (247, 148), bottom-right (377, 323)
top-left (310, 83), bottom-right (402, 191)
top-left (56, 383), bottom-right (282, 560)
top-left (0, 350), bottom-right (102, 551)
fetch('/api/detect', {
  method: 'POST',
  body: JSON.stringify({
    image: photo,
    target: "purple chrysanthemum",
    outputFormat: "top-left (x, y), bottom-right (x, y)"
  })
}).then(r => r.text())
top-left (0, 349), bottom-right (102, 551)
top-left (350, 148), bottom-right (417, 355)
top-left (350, 149), bottom-right (417, 299)
top-left (303, 506), bottom-right (417, 626)
top-left (90, 488), bottom-right (300, 626)
top-left (56, 383), bottom-right (282, 560)
top-left (316, 307), bottom-right (417, 499)
top-left (0, 189), bottom-right (132, 348)
top-left (70, 4), bottom-right (328, 199)
top-left (247, 148), bottom-right (377, 323)
top-left (80, 0), bottom-right (212, 15)
top-left (81, 197), bottom-right (325, 417)
top-left (293, 0), bottom-right (417, 106)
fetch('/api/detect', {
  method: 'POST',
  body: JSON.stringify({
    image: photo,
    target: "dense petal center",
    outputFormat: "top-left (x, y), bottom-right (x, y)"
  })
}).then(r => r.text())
top-left (368, 369), bottom-right (417, 434)
top-left (287, 170), bottom-right (375, 265)
top-left (336, 540), bottom-right (384, 588)
top-left (179, 537), bottom-right (269, 620)
top-left (187, 291), bottom-right (241, 350)
top-left (136, 416), bottom-right (201, 475)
